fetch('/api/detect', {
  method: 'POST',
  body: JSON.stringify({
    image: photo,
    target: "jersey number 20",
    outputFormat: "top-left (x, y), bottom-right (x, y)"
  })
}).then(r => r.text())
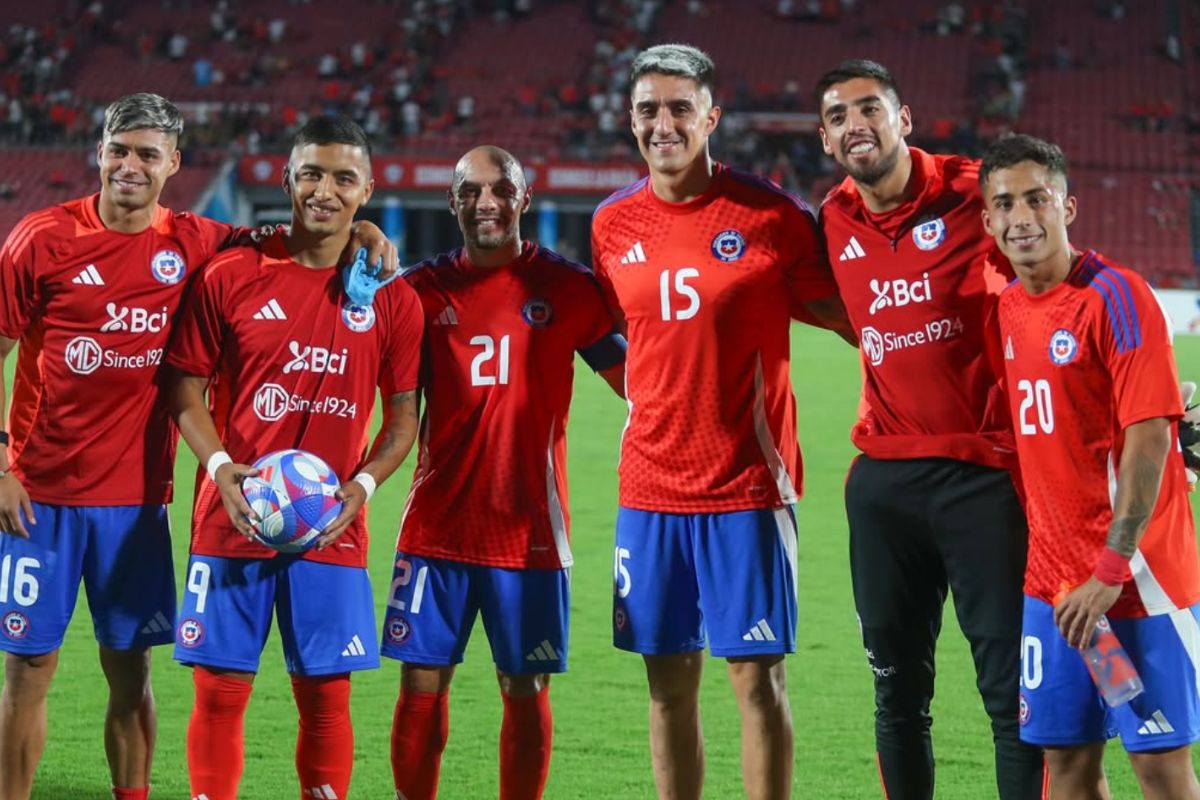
top-left (1017, 378), bottom-right (1054, 435)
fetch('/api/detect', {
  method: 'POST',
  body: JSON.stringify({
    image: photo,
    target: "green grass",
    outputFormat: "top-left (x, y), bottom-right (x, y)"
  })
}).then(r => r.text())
top-left (16, 326), bottom-right (1200, 798)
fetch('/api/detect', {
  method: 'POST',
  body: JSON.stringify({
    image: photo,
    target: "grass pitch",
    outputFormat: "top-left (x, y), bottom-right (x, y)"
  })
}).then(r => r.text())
top-left (19, 325), bottom-right (1200, 798)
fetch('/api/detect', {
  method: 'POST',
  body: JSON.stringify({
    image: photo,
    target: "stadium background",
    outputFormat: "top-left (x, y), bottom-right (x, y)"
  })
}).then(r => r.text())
top-left (2, 0), bottom-right (1199, 796)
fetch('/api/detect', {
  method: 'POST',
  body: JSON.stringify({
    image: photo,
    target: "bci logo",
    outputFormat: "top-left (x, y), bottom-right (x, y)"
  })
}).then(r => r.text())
top-left (868, 273), bottom-right (933, 315)
top-left (283, 341), bottom-right (349, 375)
top-left (100, 303), bottom-right (168, 333)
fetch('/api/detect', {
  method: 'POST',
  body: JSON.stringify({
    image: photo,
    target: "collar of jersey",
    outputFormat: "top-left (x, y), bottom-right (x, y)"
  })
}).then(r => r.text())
top-left (643, 162), bottom-right (726, 214)
top-left (79, 192), bottom-right (172, 235)
top-left (456, 239), bottom-right (537, 272)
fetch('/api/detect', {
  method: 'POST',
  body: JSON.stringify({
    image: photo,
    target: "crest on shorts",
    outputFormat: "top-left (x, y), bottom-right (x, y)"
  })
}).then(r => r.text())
top-left (1048, 328), bottom-right (1078, 365)
top-left (521, 298), bottom-right (552, 328)
top-left (178, 618), bottom-right (205, 648)
top-left (150, 249), bottom-right (186, 285)
top-left (341, 301), bottom-right (376, 333)
top-left (2, 611), bottom-right (28, 640)
top-left (614, 607), bottom-right (628, 632)
top-left (386, 615), bottom-right (412, 645)
top-left (711, 229), bottom-right (746, 262)
top-left (912, 218), bottom-right (946, 251)
top-left (1019, 693), bottom-right (1030, 726)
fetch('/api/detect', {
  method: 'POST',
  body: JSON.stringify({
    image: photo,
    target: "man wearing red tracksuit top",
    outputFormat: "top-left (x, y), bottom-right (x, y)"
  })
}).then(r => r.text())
top-left (815, 59), bottom-right (1046, 800)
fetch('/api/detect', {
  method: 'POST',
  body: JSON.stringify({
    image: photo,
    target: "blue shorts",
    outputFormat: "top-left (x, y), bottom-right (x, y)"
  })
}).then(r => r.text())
top-left (0, 502), bottom-right (174, 654)
top-left (380, 552), bottom-right (570, 675)
top-left (173, 555), bottom-right (379, 676)
top-left (1020, 595), bottom-right (1200, 752)
top-left (612, 506), bottom-right (798, 657)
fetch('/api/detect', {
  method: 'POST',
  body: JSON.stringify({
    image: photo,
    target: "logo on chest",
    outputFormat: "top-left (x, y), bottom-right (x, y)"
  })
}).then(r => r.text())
top-left (1048, 328), bottom-right (1079, 365)
top-left (521, 298), bottom-right (552, 328)
top-left (710, 229), bottom-right (746, 263)
top-left (284, 341), bottom-right (348, 375)
top-left (341, 302), bottom-right (376, 333)
top-left (868, 273), bottom-right (932, 315)
top-left (150, 249), bottom-right (186, 285)
top-left (911, 218), bottom-right (946, 251)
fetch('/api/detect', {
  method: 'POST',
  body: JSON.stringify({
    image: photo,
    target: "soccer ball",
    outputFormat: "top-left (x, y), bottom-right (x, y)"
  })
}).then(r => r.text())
top-left (240, 449), bottom-right (343, 553)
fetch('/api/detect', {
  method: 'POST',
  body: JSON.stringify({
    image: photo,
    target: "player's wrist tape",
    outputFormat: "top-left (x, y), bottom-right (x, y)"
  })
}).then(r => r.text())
top-left (1093, 547), bottom-right (1133, 586)
top-left (352, 471), bottom-right (376, 501)
top-left (206, 451), bottom-right (233, 482)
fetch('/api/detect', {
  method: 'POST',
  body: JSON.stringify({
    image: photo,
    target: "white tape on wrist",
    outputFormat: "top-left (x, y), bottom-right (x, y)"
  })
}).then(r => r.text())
top-left (206, 450), bottom-right (232, 482)
top-left (352, 471), bottom-right (377, 501)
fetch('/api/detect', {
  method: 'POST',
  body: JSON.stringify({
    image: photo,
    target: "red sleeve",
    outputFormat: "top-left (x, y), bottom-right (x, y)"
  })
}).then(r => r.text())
top-left (378, 279), bottom-right (424, 397)
top-left (1104, 272), bottom-right (1182, 428)
top-left (0, 213), bottom-right (52, 339)
top-left (781, 203), bottom-right (838, 315)
top-left (590, 217), bottom-right (625, 323)
top-left (167, 252), bottom-right (237, 377)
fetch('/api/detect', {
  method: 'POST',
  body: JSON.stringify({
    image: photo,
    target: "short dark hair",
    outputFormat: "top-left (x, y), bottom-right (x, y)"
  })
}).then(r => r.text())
top-left (813, 59), bottom-right (901, 115)
top-left (292, 114), bottom-right (372, 158)
top-left (979, 133), bottom-right (1069, 190)
top-left (630, 43), bottom-right (715, 97)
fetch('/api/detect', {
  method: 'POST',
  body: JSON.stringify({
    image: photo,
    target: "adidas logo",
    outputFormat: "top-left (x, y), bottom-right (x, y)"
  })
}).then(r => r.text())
top-left (619, 241), bottom-right (647, 264)
top-left (838, 236), bottom-right (866, 262)
top-left (1137, 709), bottom-right (1176, 735)
top-left (434, 305), bottom-right (458, 326)
top-left (525, 639), bottom-right (560, 662)
top-left (253, 298), bottom-right (287, 320)
top-left (140, 611), bottom-right (171, 635)
top-left (341, 635), bottom-right (366, 657)
top-left (72, 264), bottom-right (105, 285)
top-left (1004, 336), bottom-right (1014, 361)
top-left (305, 785), bottom-right (339, 799)
top-left (742, 618), bottom-right (777, 642)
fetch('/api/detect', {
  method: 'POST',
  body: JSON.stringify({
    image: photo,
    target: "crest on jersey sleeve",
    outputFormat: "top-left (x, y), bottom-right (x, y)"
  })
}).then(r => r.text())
top-left (912, 218), bottom-right (946, 251)
top-left (341, 301), bottom-right (376, 333)
top-left (150, 249), bottom-right (186, 284)
top-left (1048, 328), bottom-right (1079, 365)
top-left (711, 229), bottom-right (746, 262)
top-left (521, 298), bottom-right (552, 328)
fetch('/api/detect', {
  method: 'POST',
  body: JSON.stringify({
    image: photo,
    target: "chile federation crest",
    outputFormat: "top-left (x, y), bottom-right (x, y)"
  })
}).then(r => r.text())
top-left (711, 230), bottom-right (746, 263)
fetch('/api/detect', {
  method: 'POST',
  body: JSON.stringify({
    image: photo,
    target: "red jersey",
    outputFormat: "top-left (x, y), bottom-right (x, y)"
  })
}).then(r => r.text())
top-left (0, 194), bottom-right (236, 505)
top-left (821, 148), bottom-right (1016, 469)
top-left (591, 164), bottom-right (836, 512)
top-left (398, 243), bottom-right (624, 569)
top-left (999, 251), bottom-right (1200, 617)
top-left (167, 233), bottom-right (423, 567)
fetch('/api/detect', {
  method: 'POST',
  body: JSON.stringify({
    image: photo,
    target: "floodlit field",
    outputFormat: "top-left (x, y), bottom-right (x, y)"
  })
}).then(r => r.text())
top-left (18, 326), bottom-right (1200, 798)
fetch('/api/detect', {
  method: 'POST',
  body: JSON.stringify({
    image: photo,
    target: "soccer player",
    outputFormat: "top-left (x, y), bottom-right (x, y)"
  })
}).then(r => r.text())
top-left (167, 114), bottom-right (423, 800)
top-left (983, 133), bottom-right (1200, 800)
top-left (383, 145), bottom-right (625, 800)
top-left (815, 60), bottom-right (1045, 799)
top-left (590, 44), bottom-right (853, 799)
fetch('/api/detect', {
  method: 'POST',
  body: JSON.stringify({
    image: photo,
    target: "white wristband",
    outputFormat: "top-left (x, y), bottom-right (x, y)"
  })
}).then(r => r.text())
top-left (352, 471), bottom-right (377, 501)
top-left (206, 450), bottom-right (232, 482)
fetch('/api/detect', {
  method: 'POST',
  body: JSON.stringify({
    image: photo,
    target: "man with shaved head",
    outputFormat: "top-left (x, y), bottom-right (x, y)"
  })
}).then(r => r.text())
top-left (382, 145), bottom-right (626, 799)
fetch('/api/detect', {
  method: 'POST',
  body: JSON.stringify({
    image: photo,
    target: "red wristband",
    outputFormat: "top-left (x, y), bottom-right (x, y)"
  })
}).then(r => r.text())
top-left (1093, 547), bottom-right (1132, 586)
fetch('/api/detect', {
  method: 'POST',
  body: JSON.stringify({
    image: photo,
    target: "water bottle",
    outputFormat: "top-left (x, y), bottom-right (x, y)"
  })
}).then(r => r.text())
top-left (1081, 614), bottom-right (1144, 707)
